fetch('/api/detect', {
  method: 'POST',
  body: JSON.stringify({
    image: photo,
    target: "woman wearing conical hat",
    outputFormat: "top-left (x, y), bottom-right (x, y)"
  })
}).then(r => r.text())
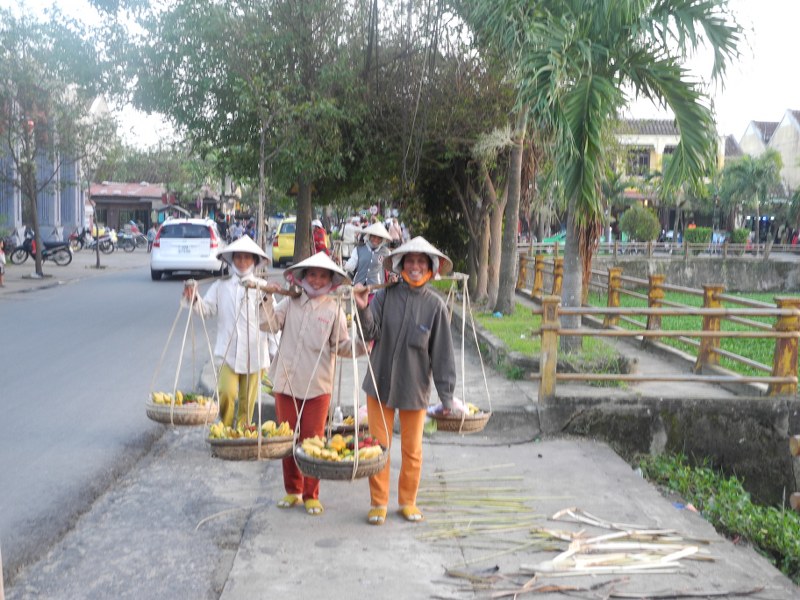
top-left (343, 221), bottom-right (396, 292)
top-left (259, 251), bottom-right (365, 516)
top-left (182, 235), bottom-right (273, 429)
top-left (353, 236), bottom-right (456, 525)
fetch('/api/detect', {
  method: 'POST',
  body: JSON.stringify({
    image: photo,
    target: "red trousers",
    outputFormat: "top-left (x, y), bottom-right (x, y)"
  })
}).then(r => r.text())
top-left (274, 392), bottom-right (330, 501)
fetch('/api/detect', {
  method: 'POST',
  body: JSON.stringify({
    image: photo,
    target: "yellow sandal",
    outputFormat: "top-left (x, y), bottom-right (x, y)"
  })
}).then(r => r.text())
top-left (277, 494), bottom-right (302, 508)
top-left (399, 505), bottom-right (424, 522)
top-left (367, 506), bottom-right (387, 525)
top-left (304, 499), bottom-right (324, 516)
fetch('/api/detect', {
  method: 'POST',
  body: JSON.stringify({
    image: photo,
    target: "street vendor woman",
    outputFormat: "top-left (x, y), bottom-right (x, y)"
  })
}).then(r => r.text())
top-left (353, 236), bottom-right (456, 525)
top-left (259, 252), bottom-right (365, 516)
top-left (344, 221), bottom-right (395, 292)
top-left (182, 235), bottom-right (272, 429)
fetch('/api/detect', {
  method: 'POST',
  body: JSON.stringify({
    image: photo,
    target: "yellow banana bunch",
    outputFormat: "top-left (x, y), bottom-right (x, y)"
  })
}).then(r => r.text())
top-left (151, 391), bottom-right (175, 405)
top-left (260, 420), bottom-right (292, 437)
top-left (152, 390), bottom-right (213, 406)
top-left (358, 445), bottom-right (383, 461)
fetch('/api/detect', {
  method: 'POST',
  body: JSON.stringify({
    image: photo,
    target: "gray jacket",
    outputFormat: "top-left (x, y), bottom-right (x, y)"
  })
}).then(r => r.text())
top-left (357, 281), bottom-right (456, 410)
top-left (346, 243), bottom-right (390, 286)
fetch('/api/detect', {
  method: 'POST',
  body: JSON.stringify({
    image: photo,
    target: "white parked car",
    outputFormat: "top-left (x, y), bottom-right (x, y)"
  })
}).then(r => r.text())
top-left (150, 218), bottom-right (226, 281)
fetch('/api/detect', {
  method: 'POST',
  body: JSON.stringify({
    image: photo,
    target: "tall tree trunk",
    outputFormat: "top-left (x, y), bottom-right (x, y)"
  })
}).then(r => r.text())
top-left (486, 184), bottom-right (506, 309)
top-left (559, 204), bottom-right (582, 352)
top-left (474, 215), bottom-right (490, 303)
top-left (294, 174), bottom-right (313, 263)
top-left (493, 108), bottom-right (527, 314)
top-left (22, 162), bottom-right (44, 277)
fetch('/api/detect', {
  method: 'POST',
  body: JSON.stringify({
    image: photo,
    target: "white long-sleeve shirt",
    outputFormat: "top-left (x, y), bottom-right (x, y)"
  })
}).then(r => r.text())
top-left (192, 274), bottom-right (271, 374)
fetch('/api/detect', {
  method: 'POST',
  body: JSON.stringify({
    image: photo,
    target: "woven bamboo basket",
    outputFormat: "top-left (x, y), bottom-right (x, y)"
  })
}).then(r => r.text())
top-left (330, 421), bottom-right (369, 435)
top-left (145, 401), bottom-right (219, 426)
top-left (207, 436), bottom-right (294, 460)
top-left (430, 411), bottom-right (491, 434)
top-left (294, 445), bottom-right (388, 480)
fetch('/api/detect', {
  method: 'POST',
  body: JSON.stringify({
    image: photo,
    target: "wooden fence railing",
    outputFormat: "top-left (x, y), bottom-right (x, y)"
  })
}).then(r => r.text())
top-left (516, 254), bottom-right (800, 399)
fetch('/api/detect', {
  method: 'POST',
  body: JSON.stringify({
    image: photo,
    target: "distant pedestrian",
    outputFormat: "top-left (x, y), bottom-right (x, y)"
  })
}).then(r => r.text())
top-left (344, 221), bottom-right (393, 293)
top-left (0, 238), bottom-right (6, 287)
top-left (312, 219), bottom-right (329, 256)
top-left (388, 218), bottom-right (402, 248)
top-left (146, 225), bottom-right (157, 253)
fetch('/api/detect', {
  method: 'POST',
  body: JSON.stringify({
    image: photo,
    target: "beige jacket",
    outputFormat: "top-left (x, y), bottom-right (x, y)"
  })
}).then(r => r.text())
top-left (262, 293), bottom-right (363, 399)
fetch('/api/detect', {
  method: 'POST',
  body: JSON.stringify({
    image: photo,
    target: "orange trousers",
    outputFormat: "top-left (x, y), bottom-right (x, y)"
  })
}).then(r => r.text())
top-left (367, 395), bottom-right (426, 508)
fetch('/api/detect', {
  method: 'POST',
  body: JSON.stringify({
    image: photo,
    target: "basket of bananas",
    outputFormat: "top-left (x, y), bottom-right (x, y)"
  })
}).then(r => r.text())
top-left (428, 401), bottom-right (491, 434)
top-left (146, 391), bottom-right (219, 425)
top-left (295, 434), bottom-right (388, 480)
top-left (206, 420), bottom-right (294, 460)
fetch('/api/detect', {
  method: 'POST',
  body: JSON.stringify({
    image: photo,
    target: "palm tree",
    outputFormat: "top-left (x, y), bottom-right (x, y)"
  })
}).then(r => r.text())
top-left (463, 0), bottom-right (741, 350)
top-left (720, 150), bottom-right (783, 248)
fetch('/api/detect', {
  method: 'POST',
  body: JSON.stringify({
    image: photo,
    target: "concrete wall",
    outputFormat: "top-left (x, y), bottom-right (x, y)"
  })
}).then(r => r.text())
top-left (539, 394), bottom-right (800, 506)
top-left (593, 255), bottom-right (800, 293)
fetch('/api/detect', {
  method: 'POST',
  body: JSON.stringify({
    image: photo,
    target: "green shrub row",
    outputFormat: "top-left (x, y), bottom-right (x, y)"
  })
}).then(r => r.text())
top-left (640, 453), bottom-right (800, 583)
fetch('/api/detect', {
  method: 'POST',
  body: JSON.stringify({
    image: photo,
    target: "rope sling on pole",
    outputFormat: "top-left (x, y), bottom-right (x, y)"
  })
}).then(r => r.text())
top-left (146, 279), bottom-right (220, 427)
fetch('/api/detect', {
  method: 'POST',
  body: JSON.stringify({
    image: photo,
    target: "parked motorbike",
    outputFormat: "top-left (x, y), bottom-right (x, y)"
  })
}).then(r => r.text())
top-left (86, 234), bottom-right (116, 254)
top-left (69, 228), bottom-right (90, 252)
top-left (10, 230), bottom-right (73, 266)
top-left (119, 232), bottom-right (148, 252)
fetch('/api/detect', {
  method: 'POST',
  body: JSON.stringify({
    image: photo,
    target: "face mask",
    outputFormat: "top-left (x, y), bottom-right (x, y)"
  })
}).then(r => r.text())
top-left (300, 279), bottom-right (332, 298)
top-left (232, 265), bottom-right (254, 278)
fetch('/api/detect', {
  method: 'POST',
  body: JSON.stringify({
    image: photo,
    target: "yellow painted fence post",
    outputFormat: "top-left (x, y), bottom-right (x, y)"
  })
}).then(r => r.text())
top-left (539, 295), bottom-right (561, 401)
top-left (552, 257), bottom-right (564, 296)
top-left (517, 254), bottom-right (528, 291)
top-left (532, 255), bottom-right (545, 300)
top-left (694, 284), bottom-right (725, 373)
top-left (768, 296), bottom-right (800, 396)
top-left (645, 274), bottom-right (666, 343)
top-left (603, 267), bottom-right (623, 328)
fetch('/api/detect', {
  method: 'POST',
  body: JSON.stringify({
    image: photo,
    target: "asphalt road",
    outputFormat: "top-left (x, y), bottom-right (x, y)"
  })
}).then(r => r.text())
top-left (0, 246), bottom-right (291, 584)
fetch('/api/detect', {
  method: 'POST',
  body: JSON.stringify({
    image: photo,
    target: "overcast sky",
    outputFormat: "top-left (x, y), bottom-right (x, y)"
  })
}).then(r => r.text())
top-left (626, 0), bottom-right (800, 139)
top-left (8, 0), bottom-right (799, 146)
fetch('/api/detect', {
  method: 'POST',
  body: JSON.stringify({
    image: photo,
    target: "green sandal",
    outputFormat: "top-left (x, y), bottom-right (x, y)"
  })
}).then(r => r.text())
top-left (367, 506), bottom-right (387, 525)
top-left (305, 499), bottom-right (324, 516)
top-left (399, 505), bottom-right (424, 522)
top-left (277, 494), bottom-right (302, 508)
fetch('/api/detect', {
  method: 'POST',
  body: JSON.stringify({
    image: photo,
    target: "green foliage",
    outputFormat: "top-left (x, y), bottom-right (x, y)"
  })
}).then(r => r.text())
top-left (474, 302), bottom-right (625, 385)
top-left (720, 150), bottom-right (783, 222)
top-left (730, 228), bottom-right (749, 244)
top-left (684, 226), bottom-right (711, 244)
top-left (640, 454), bottom-right (800, 583)
top-left (618, 205), bottom-right (660, 242)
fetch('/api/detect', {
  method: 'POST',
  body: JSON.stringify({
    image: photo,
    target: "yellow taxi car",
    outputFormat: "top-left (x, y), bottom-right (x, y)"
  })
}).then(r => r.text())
top-left (271, 217), bottom-right (330, 267)
top-left (271, 217), bottom-right (297, 267)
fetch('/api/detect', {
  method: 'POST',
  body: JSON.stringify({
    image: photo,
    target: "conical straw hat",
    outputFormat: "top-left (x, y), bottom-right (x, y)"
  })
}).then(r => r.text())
top-left (361, 221), bottom-right (392, 241)
top-left (216, 235), bottom-right (269, 267)
top-left (383, 236), bottom-right (452, 276)
top-left (284, 251), bottom-right (351, 288)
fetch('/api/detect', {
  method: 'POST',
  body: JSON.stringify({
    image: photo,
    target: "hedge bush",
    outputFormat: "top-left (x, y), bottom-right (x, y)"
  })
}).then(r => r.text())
top-left (619, 205), bottom-right (660, 242)
top-left (730, 228), bottom-right (750, 244)
top-left (684, 226), bottom-right (711, 244)
top-left (640, 453), bottom-right (800, 584)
